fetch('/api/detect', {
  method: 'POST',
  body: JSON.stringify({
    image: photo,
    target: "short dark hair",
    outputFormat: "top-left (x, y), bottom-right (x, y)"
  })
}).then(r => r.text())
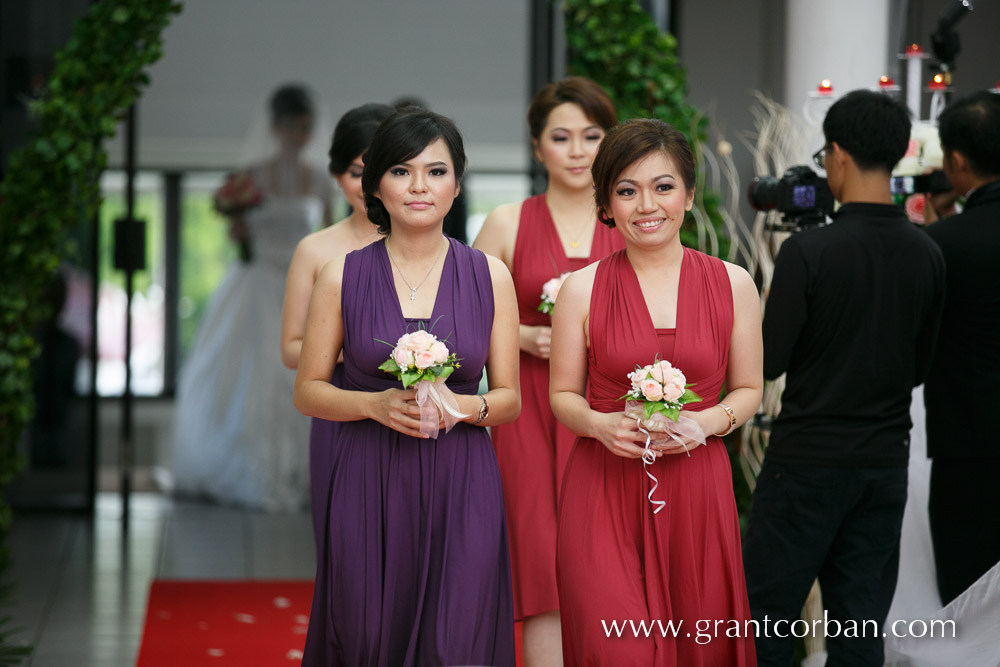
top-left (269, 84), bottom-right (314, 122)
top-left (328, 103), bottom-right (393, 175)
top-left (938, 91), bottom-right (1000, 178)
top-left (591, 119), bottom-right (695, 228)
top-left (527, 77), bottom-right (617, 140)
top-left (822, 89), bottom-right (911, 173)
top-left (362, 109), bottom-right (467, 235)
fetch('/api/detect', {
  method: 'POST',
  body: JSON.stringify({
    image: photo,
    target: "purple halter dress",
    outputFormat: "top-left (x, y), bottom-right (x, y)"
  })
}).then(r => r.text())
top-left (302, 237), bottom-right (515, 667)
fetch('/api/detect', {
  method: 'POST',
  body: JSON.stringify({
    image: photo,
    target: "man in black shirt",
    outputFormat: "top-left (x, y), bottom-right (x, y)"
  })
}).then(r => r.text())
top-left (923, 91), bottom-right (1000, 606)
top-left (743, 90), bottom-right (945, 666)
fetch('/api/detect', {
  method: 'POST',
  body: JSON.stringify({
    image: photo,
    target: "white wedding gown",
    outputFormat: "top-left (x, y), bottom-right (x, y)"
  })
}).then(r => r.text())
top-left (881, 387), bottom-right (1000, 667)
top-left (169, 168), bottom-right (325, 512)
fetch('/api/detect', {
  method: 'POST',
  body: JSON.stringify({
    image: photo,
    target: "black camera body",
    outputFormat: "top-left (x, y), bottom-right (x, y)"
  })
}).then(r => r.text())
top-left (890, 169), bottom-right (952, 196)
top-left (749, 166), bottom-right (835, 231)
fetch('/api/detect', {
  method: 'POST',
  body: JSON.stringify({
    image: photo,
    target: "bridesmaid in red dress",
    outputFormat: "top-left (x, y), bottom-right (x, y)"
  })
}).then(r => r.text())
top-left (550, 119), bottom-right (762, 665)
top-left (474, 77), bottom-right (623, 666)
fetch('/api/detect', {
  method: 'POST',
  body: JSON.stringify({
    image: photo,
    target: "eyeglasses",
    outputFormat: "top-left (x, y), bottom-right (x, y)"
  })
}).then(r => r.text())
top-left (812, 146), bottom-right (827, 171)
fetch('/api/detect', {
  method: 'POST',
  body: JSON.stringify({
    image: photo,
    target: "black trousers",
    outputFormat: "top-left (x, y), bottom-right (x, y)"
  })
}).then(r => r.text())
top-left (929, 458), bottom-right (1000, 606)
top-left (742, 460), bottom-right (908, 667)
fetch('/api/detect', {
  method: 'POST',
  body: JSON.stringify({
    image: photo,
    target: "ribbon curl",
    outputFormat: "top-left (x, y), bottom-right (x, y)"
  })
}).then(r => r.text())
top-left (415, 379), bottom-right (471, 439)
top-left (627, 401), bottom-right (707, 514)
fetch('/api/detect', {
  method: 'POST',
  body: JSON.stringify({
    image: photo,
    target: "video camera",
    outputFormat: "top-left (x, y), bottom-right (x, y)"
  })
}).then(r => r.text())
top-left (748, 166), bottom-right (835, 231)
top-left (890, 169), bottom-right (952, 197)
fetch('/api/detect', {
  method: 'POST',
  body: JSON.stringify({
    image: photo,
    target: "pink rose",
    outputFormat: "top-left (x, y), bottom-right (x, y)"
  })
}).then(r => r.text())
top-left (541, 272), bottom-right (571, 302)
top-left (649, 363), bottom-right (666, 383)
top-left (393, 347), bottom-right (414, 369)
top-left (414, 350), bottom-right (436, 369)
top-left (663, 381), bottom-right (684, 402)
top-left (408, 330), bottom-right (433, 351)
top-left (543, 278), bottom-right (560, 301)
top-left (640, 379), bottom-right (664, 402)
top-left (430, 341), bottom-right (449, 364)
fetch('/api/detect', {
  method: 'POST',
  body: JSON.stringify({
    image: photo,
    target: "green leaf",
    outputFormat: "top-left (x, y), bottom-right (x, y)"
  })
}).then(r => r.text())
top-left (378, 358), bottom-right (400, 374)
top-left (401, 370), bottom-right (422, 388)
top-left (682, 388), bottom-right (702, 404)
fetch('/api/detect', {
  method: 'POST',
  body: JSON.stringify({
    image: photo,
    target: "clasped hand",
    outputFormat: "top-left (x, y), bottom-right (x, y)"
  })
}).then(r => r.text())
top-left (522, 325), bottom-right (552, 359)
top-left (373, 388), bottom-right (448, 439)
top-left (594, 410), bottom-right (709, 460)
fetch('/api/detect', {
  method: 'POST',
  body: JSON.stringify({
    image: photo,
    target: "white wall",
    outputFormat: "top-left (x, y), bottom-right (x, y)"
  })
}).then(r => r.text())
top-left (106, 0), bottom-right (530, 172)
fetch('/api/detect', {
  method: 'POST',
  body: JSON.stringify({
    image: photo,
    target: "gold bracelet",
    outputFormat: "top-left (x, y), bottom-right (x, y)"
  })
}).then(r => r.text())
top-left (474, 395), bottom-right (489, 425)
top-left (714, 402), bottom-right (737, 437)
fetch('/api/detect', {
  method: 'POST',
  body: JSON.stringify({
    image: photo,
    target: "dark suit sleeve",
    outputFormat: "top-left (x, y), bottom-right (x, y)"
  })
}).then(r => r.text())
top-left (913, 248), bottom-right (946, 386)
top-left (762, 238), bottom-right (809, 380)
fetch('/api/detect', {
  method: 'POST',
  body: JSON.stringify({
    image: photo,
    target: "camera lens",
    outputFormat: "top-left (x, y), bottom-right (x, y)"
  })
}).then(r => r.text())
top-left (748, 177), bottom-right (780, 211)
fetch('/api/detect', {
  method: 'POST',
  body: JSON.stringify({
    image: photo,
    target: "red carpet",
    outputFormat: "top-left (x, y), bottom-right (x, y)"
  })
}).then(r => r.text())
top-left (137, 579), bottom-right (525, 666)
top-left (136, 580), bottom-right (313, 665)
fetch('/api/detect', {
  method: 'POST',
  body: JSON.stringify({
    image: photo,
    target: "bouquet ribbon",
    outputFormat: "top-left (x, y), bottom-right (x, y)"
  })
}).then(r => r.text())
top-left (415, 379), bottom-right (471, 439)
top-left (630, 407), bottom-right (706, 514)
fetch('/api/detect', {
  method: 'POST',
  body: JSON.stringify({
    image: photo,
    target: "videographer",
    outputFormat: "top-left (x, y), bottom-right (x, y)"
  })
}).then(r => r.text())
top-left (742, 90), bottom-right (945, 666)
top-left (922, 91), bottom-right (1000, 606)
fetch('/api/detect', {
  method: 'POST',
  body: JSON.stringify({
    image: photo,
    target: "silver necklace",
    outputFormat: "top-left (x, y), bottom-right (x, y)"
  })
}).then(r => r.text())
top-left (385, 236), bottom-right (446, 303)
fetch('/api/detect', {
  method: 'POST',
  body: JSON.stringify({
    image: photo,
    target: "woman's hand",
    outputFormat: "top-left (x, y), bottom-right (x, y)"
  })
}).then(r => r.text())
top-left (592, 412), bottom-right (650, 459)
top-left (370, 388), bottom-right (427, 439)
top-left (520, 325), bottom-right (552, 359)
top-left (652, 408), bottom-right (724, 456)
top-left (228, 216), bottom-right (249, 241)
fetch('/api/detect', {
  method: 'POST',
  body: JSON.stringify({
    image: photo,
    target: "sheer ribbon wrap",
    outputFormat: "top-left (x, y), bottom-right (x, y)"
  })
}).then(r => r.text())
top-left (415, 379), bottom-right (471, 439)
top-left (625, 400), bottom-right (707, 514)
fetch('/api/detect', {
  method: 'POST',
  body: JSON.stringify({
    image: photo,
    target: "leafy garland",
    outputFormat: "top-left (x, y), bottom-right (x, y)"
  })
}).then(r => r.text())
top-left (0, 0), bottom-right (180, 657)
top-left (562, 0), bottom-right (728, 257)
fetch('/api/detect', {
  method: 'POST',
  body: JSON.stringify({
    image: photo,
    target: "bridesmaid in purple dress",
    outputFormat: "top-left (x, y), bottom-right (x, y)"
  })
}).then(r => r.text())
top-left (280, 103), bottom-right (392, 556)
top-left (294, 108), bottom-right (520, 666)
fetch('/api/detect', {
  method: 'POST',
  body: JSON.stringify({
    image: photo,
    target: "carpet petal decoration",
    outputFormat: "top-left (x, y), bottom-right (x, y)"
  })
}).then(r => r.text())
top-left (136, 580), bottom-right (313, 666)
top-left (138, 579), bottom-right (526, 666)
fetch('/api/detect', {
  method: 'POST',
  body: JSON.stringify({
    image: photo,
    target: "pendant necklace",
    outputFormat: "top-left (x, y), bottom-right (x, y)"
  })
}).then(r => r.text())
top-left (386, 236), bottom-right (446, 303)
top-left (552, 212), bottom-right (594, 250)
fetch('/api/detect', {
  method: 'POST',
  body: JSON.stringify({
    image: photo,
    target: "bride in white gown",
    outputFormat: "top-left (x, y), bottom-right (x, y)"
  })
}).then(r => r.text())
top-left (882, 387), bottom-right (1000, 667)
top-left (170, 84), bottom-right (332, 511)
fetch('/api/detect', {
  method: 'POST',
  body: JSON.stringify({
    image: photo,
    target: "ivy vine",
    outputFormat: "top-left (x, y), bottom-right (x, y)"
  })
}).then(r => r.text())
top-left (562, 0), bottom-right (728, 257)
top-left (0, 0), bottom-right (180, 655)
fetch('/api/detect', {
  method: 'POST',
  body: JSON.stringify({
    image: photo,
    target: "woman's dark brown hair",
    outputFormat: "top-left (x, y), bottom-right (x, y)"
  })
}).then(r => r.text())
top-left (362, 108), bottom-right (466, 235)
top-left (591, 119), bottom-right (695, 227)
top-left (527, 77), bottom-right (617, 140)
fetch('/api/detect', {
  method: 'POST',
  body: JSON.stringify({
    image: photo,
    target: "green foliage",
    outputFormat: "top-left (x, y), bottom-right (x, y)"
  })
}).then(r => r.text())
top-left (0, 0), bottom-right (181, 657)
top-left (180, 189), bottom-right (239, 357)
top-left (379, 354), bottom-right (460, 389)
top-left (562, 0), bottom-right (728, 256)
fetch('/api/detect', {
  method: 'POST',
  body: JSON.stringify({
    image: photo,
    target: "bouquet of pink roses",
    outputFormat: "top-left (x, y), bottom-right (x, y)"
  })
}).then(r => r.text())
top-left (537, 272), bottom-right (571, 315)
top-left (378, 329), bottom-right (469, 439)
top-left (620, 357), bottom-right (702, 426)
top-left (620, 357), bottom-right (706, 514)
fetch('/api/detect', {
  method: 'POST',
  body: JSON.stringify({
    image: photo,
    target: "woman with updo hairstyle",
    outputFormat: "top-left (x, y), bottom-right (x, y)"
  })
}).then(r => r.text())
top-left (171, 83), bottom-right (333, 512)
top-left (280, 102), bottom-right (392, 555)
top-left (294, 108), bottom-right (520, 666)
top-left (549, 118), bottom-right (762, 665)
top-left (473, 76), bottom-right (623, 667)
